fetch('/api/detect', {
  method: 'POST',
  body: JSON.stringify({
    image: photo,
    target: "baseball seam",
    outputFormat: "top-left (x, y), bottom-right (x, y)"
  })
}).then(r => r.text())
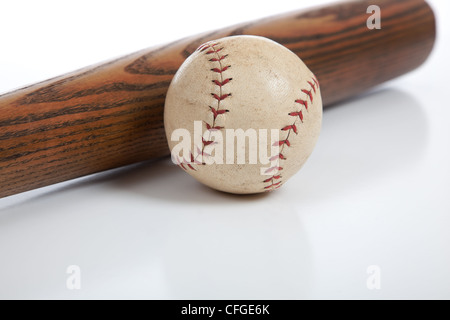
top-left (263, 76), bottom-right (320, 191)
top-left (176, 41), bottom-right (232, 171)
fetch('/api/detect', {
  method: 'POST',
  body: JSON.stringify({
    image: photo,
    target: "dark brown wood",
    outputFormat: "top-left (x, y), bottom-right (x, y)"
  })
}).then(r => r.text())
top-left (0, 0), bottom-right (435, 198)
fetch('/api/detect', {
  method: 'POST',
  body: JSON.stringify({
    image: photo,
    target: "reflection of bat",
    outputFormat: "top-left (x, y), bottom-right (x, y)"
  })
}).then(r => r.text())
top-left (0, 0), bottom-right (435, 198)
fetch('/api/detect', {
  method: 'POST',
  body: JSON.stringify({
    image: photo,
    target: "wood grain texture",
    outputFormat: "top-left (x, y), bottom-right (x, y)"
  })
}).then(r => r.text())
top-left (0, 0), bottom-right (435, 198)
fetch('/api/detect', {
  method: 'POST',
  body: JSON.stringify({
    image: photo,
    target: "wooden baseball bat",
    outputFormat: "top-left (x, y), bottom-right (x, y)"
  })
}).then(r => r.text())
top-left (0, 0), bottom-right (435, 198)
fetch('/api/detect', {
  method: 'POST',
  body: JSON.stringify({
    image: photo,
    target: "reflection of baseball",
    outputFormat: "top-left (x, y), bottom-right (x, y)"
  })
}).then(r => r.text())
top-left (164, 35), bottom-right (322, 194)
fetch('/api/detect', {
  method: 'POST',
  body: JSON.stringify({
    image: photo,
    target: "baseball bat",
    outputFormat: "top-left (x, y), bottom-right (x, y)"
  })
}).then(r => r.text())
top-left (0, 0), bottom-right (435, 198)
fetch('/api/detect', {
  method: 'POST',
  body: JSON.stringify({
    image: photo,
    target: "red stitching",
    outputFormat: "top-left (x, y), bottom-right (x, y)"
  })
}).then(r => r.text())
top-left (197, 42), bottom-right (218, 52)
top-left (295, 99), bottom-right (308, 110)
top-left (281, 124), bottom-right (298, 134)
top-left (211, 66), bottom-right (230, 73)
top-left (265, 166), bottom-right (283, 174)
top-left (206, 47), bottom-right (223, 54)
top-left (212, 78), bottom-right (232, 87)
top-left (312, 77), bottom-right (319, 88)
top-left (307, 81), bottom-right (316, 93)
top-left (205, 122), bottom-right (223, 131)
top-left (185, 41), bottom-right (232, 170)
top-left (263, 175), bottom-right (281, 183)
top-left (202, 137), bottom-right (216, 146)
top-left (269, 154), bottom-right (286, 161)
top-left (196, 146), bottom-right (211, 159)
top-left (209, 55), bottom-right (228, 62)
top-left (302, 89), bottom-right (313, 102)
top-left (264, 76), bottom-right (319, 191)
top-left (209, 106), bottom-right (229, 120)
top-left (289, 110), bottom-right (303, 122)
top-left (211, 93), bottom-right (231, 101)
top-left (273, 139), bottom-right (290, 147)
top-left (264, 181), bottom-right (282, 190)
top-left (175, 153), bottom-right (199, 171)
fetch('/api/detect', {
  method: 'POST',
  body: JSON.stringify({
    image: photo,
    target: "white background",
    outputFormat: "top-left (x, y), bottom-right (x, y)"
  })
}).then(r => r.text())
top-left (0, 0), bottom-right (449, 299)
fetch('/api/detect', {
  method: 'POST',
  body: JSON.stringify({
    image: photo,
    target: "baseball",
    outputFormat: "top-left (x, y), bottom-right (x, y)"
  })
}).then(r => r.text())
top-left (164, 35), bottom-right (322, 194)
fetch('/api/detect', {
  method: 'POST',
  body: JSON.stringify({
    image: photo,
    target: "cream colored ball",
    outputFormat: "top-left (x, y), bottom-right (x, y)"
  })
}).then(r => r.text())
top-left (164, 35), bottom-right (322, 194)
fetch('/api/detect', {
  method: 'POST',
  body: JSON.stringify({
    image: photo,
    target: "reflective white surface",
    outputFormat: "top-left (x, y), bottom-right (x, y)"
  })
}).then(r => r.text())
top-left (0, 0), bottom-right (449, 299)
